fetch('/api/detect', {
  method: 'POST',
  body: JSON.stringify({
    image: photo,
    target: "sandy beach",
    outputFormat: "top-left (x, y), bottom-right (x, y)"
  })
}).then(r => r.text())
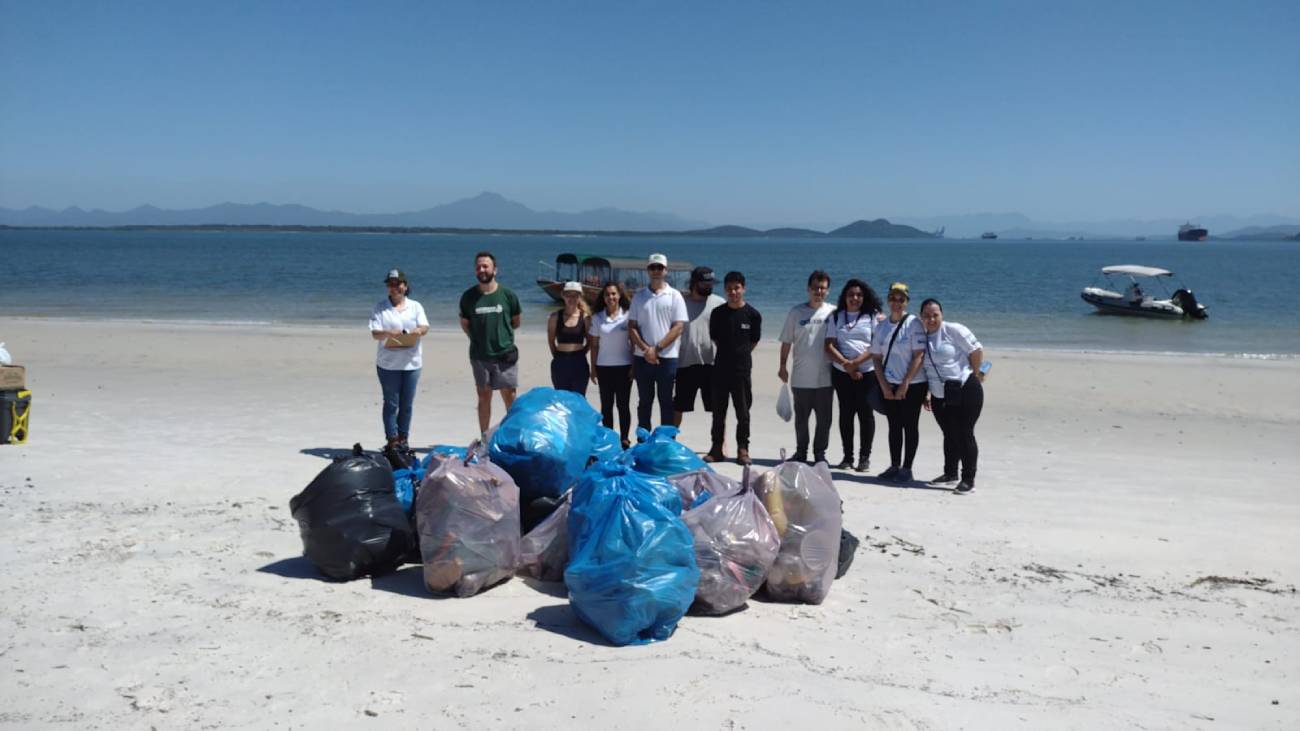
top-left (0, 317), bottom-right (1296, 729)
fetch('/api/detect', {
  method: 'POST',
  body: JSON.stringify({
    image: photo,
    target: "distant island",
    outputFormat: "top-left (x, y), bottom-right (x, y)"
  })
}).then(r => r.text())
top-left (0, 217), bottom-right (939, 239)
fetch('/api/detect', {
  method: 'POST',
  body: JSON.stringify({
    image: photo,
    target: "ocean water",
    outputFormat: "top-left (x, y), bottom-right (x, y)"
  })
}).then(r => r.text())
top-left (2, 228), bottom-right (1298, 356)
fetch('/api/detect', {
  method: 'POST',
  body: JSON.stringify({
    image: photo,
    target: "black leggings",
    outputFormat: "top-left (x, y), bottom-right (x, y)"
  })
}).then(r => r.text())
top-left (931, 376), bottom-right (984, 483)
top-left (831, 368), bottom-right (875, 460)
top-left (882, 381), bottom-right (928, 469)
top-left (596, 364), bottom-right (634, 444)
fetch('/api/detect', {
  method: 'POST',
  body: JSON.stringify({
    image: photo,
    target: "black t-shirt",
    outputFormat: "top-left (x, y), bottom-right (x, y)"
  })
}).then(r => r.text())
top-left (710, 303), bottom-right (762, 371)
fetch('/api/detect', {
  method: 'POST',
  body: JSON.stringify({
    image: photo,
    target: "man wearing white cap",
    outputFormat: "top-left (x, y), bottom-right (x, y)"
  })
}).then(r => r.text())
top-left (628, 253), bottom-right (689, 430)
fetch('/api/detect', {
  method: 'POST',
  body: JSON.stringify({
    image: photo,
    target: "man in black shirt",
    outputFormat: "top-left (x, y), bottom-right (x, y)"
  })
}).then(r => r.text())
top-left (707, 271), bottom-right (762, 465)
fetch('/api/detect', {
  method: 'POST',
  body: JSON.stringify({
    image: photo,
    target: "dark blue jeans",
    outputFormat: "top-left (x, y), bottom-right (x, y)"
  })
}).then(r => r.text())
top-left (377, 366), bottom-right (421, 440)
top-left (633, 356), bottom-right (678, 431)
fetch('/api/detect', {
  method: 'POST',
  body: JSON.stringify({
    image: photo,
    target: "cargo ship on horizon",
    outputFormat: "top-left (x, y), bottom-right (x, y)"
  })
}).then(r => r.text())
top-left (1178, 222), bottom-right (1208, 241)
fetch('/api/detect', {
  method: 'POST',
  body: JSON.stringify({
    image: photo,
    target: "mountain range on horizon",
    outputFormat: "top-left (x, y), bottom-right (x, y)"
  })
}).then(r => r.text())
top-left (1, 191), bottom-right (1297, 239)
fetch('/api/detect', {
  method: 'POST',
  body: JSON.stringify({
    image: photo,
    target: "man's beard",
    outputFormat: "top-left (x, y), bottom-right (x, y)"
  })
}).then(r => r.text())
top-left (476, 271), bottom-right (495, 284)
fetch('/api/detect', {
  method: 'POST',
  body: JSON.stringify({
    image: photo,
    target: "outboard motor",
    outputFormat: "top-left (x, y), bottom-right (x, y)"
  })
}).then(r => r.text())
top-left (1172, 289), bottom-right (1208, 320)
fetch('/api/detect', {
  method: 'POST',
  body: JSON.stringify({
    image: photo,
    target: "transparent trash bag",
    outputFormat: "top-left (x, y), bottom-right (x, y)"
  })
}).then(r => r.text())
top-left (668, 469), bottom-right (740, 513)
top-left (775, 384), bottom-right (793, 422)
top-left (518, 491), bottom-right (571, 582)
top-left (417, 450), bottom-right (521, 597)
top-left (754, 458), bottom-right (842, 604)
top-left (682, 468), bottom-right (780, 614)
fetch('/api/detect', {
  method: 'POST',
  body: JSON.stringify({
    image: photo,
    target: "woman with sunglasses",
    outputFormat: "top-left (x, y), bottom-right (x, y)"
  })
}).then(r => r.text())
top-left (368, 268), bottom-right (429, 453)
top-left (824, 278), bottom-right (883, 472)
top-left (548, 281), bottom-right (593, 396)
top-left (915, 298), bottom-right (984, 494)
top-left (869, 282), bottom-right (927, 483)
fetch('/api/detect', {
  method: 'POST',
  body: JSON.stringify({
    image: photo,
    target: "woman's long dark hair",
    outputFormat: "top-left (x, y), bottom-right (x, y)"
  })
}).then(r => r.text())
top-left (835, 278), bottom-right (883, 325)
top-left (600, 281), bottom-right (631, 313)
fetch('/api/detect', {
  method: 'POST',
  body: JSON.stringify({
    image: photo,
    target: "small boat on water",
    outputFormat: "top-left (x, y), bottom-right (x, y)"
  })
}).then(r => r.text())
top-left (537, 253), bottom-right (693, 305)
top-left (1178, 222), bottom-right (1209, 241)
top-left (980, 232), bottom-right (998, 239)
top-left (1080, 265), bottom-right (1208, 320)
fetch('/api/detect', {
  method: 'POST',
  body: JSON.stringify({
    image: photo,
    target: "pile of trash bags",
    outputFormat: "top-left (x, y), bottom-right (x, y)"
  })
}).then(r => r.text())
top-left (287, 387), bottom-right (861, 645)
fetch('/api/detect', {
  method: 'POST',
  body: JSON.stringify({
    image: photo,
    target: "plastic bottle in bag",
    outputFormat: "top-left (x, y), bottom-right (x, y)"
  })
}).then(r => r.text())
top-left (417, 452), bottom-right (521, 597)
top-left (681, 469), bottom-right (780, 614)
top-left (754, 460), bottom-right (842, 604)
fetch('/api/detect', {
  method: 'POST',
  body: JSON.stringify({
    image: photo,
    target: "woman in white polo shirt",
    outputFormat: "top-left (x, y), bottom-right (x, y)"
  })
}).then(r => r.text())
top-left (588, 281), bottom-right (634, 448)
top-left (825, 278), bottom-right (883, 472)
top-left (870, 282), bottom-right (927, 483)
top-left (915, 298), bottom-right (985, 494)
top-left (368, 269), bottom-right (429, 452)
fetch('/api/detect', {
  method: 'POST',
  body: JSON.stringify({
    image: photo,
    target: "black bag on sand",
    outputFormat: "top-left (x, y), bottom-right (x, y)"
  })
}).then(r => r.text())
top-left (522, 495), bottom-right (566, 535)
top-left (289, 453), bottom-right (417, 580)
top-left (836, 529), bottom-right (860, 579)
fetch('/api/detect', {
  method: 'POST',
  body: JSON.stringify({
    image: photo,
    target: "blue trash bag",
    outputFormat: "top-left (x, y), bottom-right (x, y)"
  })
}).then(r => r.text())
top-left (392, 465), bottom-right (425, 515)
top-left (488, 388), bottom-right (603, 502)
top-left (589, 426), bottom-right (624, 464)
top-left (418, 444), bottom-right (470, 472)
top-left (619, 426), bottom-right (710, 477)
top-left (565, 462), bottom-right (700, 645)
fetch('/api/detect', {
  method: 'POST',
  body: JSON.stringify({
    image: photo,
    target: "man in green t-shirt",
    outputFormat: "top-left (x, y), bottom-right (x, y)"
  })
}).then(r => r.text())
top-left (459, 251), bottom-right (523, 434)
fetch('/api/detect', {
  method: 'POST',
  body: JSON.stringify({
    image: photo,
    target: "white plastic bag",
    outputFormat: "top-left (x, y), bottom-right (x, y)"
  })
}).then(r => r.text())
top-left (775, 383), bottom-right (793, 422)
top-left (0, 342), bottom-right (10, 366)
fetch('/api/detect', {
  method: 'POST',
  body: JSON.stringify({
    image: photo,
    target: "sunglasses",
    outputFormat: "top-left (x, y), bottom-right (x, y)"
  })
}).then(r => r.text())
top-left (648, 264), bottom-right (666, 271)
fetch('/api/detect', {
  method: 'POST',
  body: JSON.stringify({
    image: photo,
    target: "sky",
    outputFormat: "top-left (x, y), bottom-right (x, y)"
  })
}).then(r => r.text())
top-left (1, 0), bottom-right (1297, 225)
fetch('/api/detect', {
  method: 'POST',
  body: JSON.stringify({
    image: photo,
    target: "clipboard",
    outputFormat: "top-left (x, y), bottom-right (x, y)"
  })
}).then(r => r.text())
top-left (383, 331), bottom-right (421, 349)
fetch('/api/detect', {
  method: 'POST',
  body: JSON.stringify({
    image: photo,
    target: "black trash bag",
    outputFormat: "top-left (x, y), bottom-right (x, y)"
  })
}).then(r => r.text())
top-left (289, 453), bottom-right (417, 580)
top-left (383, 442), bottom-right (417, 470)
top-left (836, 529), bottom-right (861, 579)
top-left (522, 495), bottom-right (566, 535)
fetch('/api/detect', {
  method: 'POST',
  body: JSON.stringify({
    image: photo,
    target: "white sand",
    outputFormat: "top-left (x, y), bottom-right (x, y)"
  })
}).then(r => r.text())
top-left (0, 318), bottom-right (1296, 729)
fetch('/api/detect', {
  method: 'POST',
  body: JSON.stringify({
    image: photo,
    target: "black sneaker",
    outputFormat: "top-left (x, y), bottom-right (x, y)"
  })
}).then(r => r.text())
top-left (812, 454), bottom-right (827, 466)
top-left (954, 480), bottom-right (975, 494)
top-left (790, 452), bottom-right (808, 464)
top-left (878, 465), bottom-right (900, 481)
top-left (928, 473), bottom-right (959, 487)
top-left (832, 456), bottom-right (854, 469)
top-left (895, 468), bottom-right (913, 483)
top-left (854, 457), bottom-right (870, 473)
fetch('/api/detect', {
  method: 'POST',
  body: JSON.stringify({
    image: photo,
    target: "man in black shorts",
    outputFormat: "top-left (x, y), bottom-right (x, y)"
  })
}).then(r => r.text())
top-left (707, 271), bottom-right (761, 465)
top-left (672, 267), bottom-right (725, 433)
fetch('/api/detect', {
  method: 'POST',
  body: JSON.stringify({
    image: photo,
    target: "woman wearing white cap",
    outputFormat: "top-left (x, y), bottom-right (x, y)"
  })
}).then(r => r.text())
top-left (368, 269), bottom-right (429, 452)
top-left (548, 281), bottom-right (593, 395)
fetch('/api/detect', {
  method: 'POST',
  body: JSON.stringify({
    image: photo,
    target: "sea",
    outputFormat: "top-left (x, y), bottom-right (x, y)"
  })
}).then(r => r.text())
top-left (2, 228), bottom-right (1298, 357)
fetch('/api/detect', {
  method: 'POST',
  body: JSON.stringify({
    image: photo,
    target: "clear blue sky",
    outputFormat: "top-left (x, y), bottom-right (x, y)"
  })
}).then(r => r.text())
top-left (1, 0), bottom-right (1296, 224)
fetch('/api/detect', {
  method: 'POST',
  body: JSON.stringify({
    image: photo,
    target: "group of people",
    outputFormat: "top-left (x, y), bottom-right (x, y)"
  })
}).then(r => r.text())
top-left (368, 251), bottom-right (986, 494)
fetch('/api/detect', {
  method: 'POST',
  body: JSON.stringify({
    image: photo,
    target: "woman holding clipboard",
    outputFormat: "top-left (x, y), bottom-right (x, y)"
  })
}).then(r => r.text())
top-left (369, 269), bottom-right (429, 453)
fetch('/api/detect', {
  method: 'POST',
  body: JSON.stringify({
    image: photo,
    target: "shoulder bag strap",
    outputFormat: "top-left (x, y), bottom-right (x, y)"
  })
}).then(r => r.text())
top-left (883, 314), bottom-right (907, 377)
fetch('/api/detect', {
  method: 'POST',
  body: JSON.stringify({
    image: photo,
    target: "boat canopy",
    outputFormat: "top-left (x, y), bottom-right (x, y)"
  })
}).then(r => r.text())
top-left (1101, 265), bottom-right (1173, 278)
top-left (556, 253), bottom-right (692, 272)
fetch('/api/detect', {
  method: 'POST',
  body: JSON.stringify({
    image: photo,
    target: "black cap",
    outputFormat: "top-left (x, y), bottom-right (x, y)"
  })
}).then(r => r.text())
top-left (384, 268), bottom-right (407, 284)
top-left (690, 266), bottom-right (715, 284)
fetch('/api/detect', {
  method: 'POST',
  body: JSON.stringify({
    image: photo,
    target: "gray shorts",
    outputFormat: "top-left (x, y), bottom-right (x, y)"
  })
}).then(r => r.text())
top-left (471, 358), bottom-right (519, 390)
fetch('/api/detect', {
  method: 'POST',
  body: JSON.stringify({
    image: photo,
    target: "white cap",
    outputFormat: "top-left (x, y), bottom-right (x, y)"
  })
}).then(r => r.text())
top-left (647, 253), bottom-right (668, 267)
top-left (563, 281), bottom-right (583, 293)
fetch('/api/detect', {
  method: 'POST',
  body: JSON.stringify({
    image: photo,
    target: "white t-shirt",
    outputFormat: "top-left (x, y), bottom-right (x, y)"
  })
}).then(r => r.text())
top-left (629, 285), bottom-right (689, 359)
top-left (825, 310), bottom-right (877, 374)
top-left (369, 297), bottom-right (429, 371)
top-left (870, 314), bottom-right (925, 385)
top-left (779, 302), bottom-right (836, 389)
top-left (589, 308), bottom-right (634, 367)
top-left (678, 294), bottom-right (725, 368)
top-left (914, 321), bottom-right (982, 398)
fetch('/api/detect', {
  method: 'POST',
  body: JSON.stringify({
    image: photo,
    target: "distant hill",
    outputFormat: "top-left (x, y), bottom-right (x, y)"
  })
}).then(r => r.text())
top-left (687, 225), bottom-right (765, 237)
top-left (827, 219), bottom-right (937, 238)
top-left (1218, 224), bottom-right (1300, 240)
top-left (0, 192), bottom-right (709, 231)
